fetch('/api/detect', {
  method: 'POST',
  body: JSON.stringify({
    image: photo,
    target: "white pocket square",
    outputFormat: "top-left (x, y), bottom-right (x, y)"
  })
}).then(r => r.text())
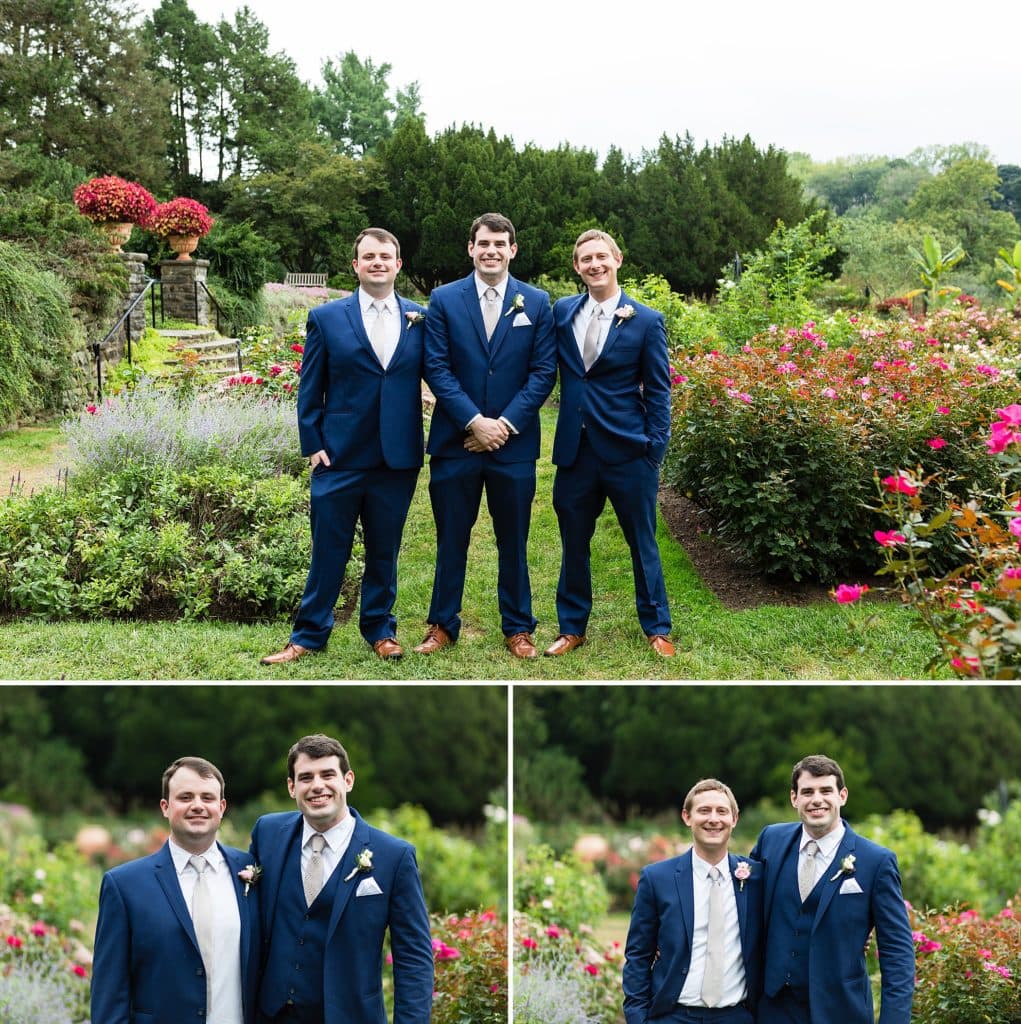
top-left (512, 311), bottom-right (532, 327)
top-left (839, 878), bottom-right (864, 894)
top-left (356, 877), bottom-right (383, 897)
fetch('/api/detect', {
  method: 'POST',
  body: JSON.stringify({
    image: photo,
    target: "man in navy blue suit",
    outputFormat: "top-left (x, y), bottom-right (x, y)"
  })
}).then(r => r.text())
top-left (91, 756), bottom-right (261, 1024)
top-left (543, 229), bottom-right (676, 659)
top-left (261, 228), bottom-right (427, 665)
top-left (415, 212), bottom-right (556, 659)
top-left (624, 778), bottom-right (763, 1024)
top-left (750, 754), bottom-right (914, 1024)
top-left (250, 733), bottom-right (433, 1024)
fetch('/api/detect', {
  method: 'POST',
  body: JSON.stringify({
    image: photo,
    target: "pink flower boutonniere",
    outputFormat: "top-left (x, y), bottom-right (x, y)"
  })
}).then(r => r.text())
top-left (238, 864), bottom-right (262, 896)
top-left (613, 304), bottom-right (636, 327)
top-left (734, 861), bottom-right (751, 891)
top-left (405, 310), bottom-right (425, 327)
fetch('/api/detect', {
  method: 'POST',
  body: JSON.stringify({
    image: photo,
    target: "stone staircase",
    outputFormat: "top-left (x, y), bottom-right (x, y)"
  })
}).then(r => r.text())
top-left (158, 328), bottom-right (242, 374)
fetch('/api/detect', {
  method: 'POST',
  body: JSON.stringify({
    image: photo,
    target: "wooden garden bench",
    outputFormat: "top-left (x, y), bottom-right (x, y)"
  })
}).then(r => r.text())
top-left (283, 272), bottom-right (328, 288)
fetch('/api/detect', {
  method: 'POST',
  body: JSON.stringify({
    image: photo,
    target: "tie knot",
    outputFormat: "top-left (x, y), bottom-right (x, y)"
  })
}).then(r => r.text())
top-left (189, 854), bottom-right (208, 875)
top-left (373, 301), bottom-right (386, 315)
top-left (485, 287), bottom-right (498, 302)
top-left (803, 839), bottom-right (819, 858)
top-left (310, 833), bottom-right (326, 854)
top-left (709, 866), bottom-right (722, 884)
top-left (590, 303), bottom-right (602, 320)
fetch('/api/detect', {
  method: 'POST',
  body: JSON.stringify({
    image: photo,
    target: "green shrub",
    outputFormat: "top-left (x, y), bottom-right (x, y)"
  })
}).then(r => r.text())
top-left (514, 844), bottom-right (609, 932)
top-left (622, 274), bottom-right (720, 351)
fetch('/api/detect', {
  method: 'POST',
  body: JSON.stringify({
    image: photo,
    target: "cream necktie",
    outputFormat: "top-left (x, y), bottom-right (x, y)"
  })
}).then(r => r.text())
top-left (582, 304), bottom-right (602, 370)
top-left (482, 287), bottom-right (500, 340)
top-left (701, 866), bottom-right (725, 1007)
top-left (370, 301), bottom-right (388, 366)
top-left (303, 832), bottom-right (327, 906)
top-left (189, 855), bottom-right (214, 1005)
top-left (799, 839), bottom-right (819, 902)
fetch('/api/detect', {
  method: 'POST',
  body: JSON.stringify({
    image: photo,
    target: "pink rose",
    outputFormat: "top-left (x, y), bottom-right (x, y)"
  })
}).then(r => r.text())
top-left (831, 584), bottom-right (868, 604)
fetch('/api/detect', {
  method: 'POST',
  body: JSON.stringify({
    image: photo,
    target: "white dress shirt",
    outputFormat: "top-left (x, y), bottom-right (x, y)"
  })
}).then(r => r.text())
top-left (359, 289), bottom-right (401, 368)
top-left (169, 838), bottom-right (243, 1024)
top-left (677, 852), bottom-right (748, 1008)
top-left (573, 289), bottom-right (622, 364)
top-left (799, 822), bottom-right (846, 891)
top-left (300, 813), bottom-right (356, 888)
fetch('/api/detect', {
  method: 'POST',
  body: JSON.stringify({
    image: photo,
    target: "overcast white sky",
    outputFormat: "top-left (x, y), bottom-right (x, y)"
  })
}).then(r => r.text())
top-left (135, 0), bottom-right (1021, 166)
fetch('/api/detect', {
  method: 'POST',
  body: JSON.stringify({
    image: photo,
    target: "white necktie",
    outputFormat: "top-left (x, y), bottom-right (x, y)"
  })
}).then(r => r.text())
top-left (303, 832), bottom-right (327, 906)
top-left (189, 855), bottom-right (214, 1005)
top-left (701, 866), bottom-right (725, 1007)
top-left (799, 839), bottom-right (819, 902)
top-left (582, 305), bottom-right (602, 370)
top-left (370, 301), bottom-right (387, 365)
top-left (482, 287), bottom-right (500, 340)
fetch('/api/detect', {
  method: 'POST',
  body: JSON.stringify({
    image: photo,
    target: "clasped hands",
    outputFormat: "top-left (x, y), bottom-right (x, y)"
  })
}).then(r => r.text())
top-left (463, 416), bottom-right (508, 453)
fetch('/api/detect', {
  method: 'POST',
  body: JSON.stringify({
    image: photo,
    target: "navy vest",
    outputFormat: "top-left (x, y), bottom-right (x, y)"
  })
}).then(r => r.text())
top-left (260, 836), bottom-right (344, 1016)
top-left (764, 840), bottom-right (826, 998)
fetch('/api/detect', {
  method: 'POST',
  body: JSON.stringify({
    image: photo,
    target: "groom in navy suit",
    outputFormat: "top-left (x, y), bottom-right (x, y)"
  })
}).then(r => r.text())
top-left (543, 229), bottom-right (675, 658)
top-left (250, 733), bottom-right (433, 1024)
top-left (415, 212), bottom-right (556, 659)
top-left (262, 228), bottom-right (426, 665)
top-left (91, 756), bottom-right (261, 1024)
top-left (750, 754), bottom-right (914, 1024)
top-left (624, 778), bottom-right (763, 1024)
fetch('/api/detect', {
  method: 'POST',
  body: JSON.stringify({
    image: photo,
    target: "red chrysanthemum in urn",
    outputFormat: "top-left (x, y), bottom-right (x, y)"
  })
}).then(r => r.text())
top-left (146, 197), bottom-right (215, 238)
top-left (73, 176), bottom-right (157, 225)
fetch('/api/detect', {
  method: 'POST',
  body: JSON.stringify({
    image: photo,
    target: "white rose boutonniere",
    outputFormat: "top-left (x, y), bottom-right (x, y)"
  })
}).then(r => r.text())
top-left (405, 310), bottom-right (425, 327)
top-left (734, 860), bottom-right (751, 891)
top-left (344, 848), bottom-right (374, 882)
top-left (613, 304), bottom-right (636, 327)
top-left (238, 864), bottom-right (262, 896)
top-left (830, 853), bottom-right (856, 881)
top-left (504, 293), bottom-right (525, 317)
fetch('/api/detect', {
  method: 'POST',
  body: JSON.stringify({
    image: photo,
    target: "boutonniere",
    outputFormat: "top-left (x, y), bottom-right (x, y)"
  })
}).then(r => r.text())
top-left (504, 293), bottom-right (525, 317)
top-left (613, 304), bottom-right (636, 327)
top-left (238, 864), bottom-right (262, 896)
top-left (733, 860), bottom-right (751, 891)
top-left (343, 847), bottom-right (373, 882)
top-left (830, 853), bottom-right (856, 881)
top-left (405, 310), bottom-right (425, 326)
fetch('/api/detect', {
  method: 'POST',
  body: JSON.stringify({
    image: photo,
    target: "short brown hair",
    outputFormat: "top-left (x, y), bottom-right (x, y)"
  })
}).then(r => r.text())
top-left (162, 756), bottom-right (225, 801)
top-left (573, 229), bottom-right (622, 262)
top-left (469, 212), bottom-right (515, 245)
top-left (791, 754), bottom-right (845, 792)
top-left (287, 734), bottom-right (351, 779)
top-left (353, 227), bottom-right (401, 261)
top-left (683, 778), bottom-right (739, 817)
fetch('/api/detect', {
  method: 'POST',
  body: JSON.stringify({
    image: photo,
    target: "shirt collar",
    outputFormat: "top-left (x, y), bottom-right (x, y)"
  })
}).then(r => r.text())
top-left (169, 837), bottom-right (223, 874)
top-left (301, 812), bottom-right (354, 853)
top-left (586, 290), bottom-right (622, 318)
top-left (359, 289), bottom-right (395, 313)
top-left (801, 821), bottom-right (845, 856)
top-left (692, 850), bottom-right (731, 881)
top-left (475, 274), bottom-right (507, 300)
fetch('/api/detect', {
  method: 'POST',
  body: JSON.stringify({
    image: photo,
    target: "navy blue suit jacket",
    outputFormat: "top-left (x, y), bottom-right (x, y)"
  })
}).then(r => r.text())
top-left (552, 291), bottom-right (671, 467)
top-left (423, 273), bottom-right (556, 462)
top-left (623, 851), bottom-right (763, 1024)
top-left (250, 808), bottom-right (433, 1024)
top-left (297, 290), bottom-right (426, 469)
top-left (90, 841), bottom-right (261, 1024)
top-left (750, 821), bottom-right (914, 1024)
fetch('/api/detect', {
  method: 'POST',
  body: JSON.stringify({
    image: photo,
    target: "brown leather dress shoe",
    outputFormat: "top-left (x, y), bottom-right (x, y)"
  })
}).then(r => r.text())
top-left (413, 624), bottom-right (453, 654)
top-left (260, 642), bottom-right (313, 665)
top-left (373, 638), bottom-right (403, 660)
top-left (543, 634), bottom-right (587, 657)
top-left (505, 632), bottom-right (538, 658)
top-left (647, 634), bottom-right (676, 657)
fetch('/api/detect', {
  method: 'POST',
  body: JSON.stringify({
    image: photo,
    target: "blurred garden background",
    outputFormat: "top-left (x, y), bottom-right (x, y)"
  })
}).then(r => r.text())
top-left (513, 685), bottom-right (1021, 1024)
top-left (0, 684), bottom-right (507, 1023)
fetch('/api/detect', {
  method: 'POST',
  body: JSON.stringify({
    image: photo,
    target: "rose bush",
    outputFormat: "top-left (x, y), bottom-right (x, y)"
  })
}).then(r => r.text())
top-left (72, 176), bottom-right (156, 225)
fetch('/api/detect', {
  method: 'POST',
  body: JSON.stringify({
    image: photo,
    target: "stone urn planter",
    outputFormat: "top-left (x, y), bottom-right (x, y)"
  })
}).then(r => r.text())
top-left (168, 233), bottom-right (200, 260)
top-left (103, 220), bottom-right (134, 251)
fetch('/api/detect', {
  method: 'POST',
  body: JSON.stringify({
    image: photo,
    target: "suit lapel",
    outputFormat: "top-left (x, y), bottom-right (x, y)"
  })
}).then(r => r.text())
top-left (221, 844), bottom-right (252, 967)
top-left (595, 290), bottom-right (629, 365)
top-left (559, 293), bottom-right (588, 375)
top-left (326, 811), bottom-right (372, 941)
top-left (729, 852), bottom-right (749, 958)
top-left (812, 823), bottom-right (856, 934)
top-left (459, 275), bottom-right (490, 351)
top-left (389, 295), bottom-right (413, 369)
top-left (264, 815), bottom-right (303, 935)
top-left (673, 850), bottom-right (695, 950)
top-left (153, 842), bottom-right (200, 955)
top-left (486, 279), bottom-right (518, 356)
top-left (345, 289), bottom-right (380, 365)
top-left (765, 824), bottom-right (801, 922)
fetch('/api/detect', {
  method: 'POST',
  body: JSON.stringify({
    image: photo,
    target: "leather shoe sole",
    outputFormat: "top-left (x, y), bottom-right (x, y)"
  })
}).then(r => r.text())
top-left (647, 634), bottom-right (676, 657)
top-left (260, 642), bottom-right (313, 665)
top-left (506, 632), bottom-right (539, 658)
top-left (543, 634), bottom-right (587, 656)
top-left (373, 638), bottom-right (403, 660)
top-left (413, 625), bottom-right (453, 655)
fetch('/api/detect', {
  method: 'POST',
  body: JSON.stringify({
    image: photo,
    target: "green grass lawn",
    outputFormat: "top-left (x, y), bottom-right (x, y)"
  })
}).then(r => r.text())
top-left (0, 410), bottom-right (943, 680)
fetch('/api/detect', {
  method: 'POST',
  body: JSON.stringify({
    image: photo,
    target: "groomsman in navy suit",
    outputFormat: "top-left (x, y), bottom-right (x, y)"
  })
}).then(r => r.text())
top-left (624, 778), bottom-right (763, 1024)
top-left (750, 754), bottom-right (914, 1024)
top-left (544, 229), bottom-right (675, 658)
top-left (415, 212), bottom-right (556, 659)
top-left (262, 228), bottom-right (426, 665)
top-left (91, 757), bottom-right (261, 1024)
top-left (250, 733), bottom-right (433, 1024)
